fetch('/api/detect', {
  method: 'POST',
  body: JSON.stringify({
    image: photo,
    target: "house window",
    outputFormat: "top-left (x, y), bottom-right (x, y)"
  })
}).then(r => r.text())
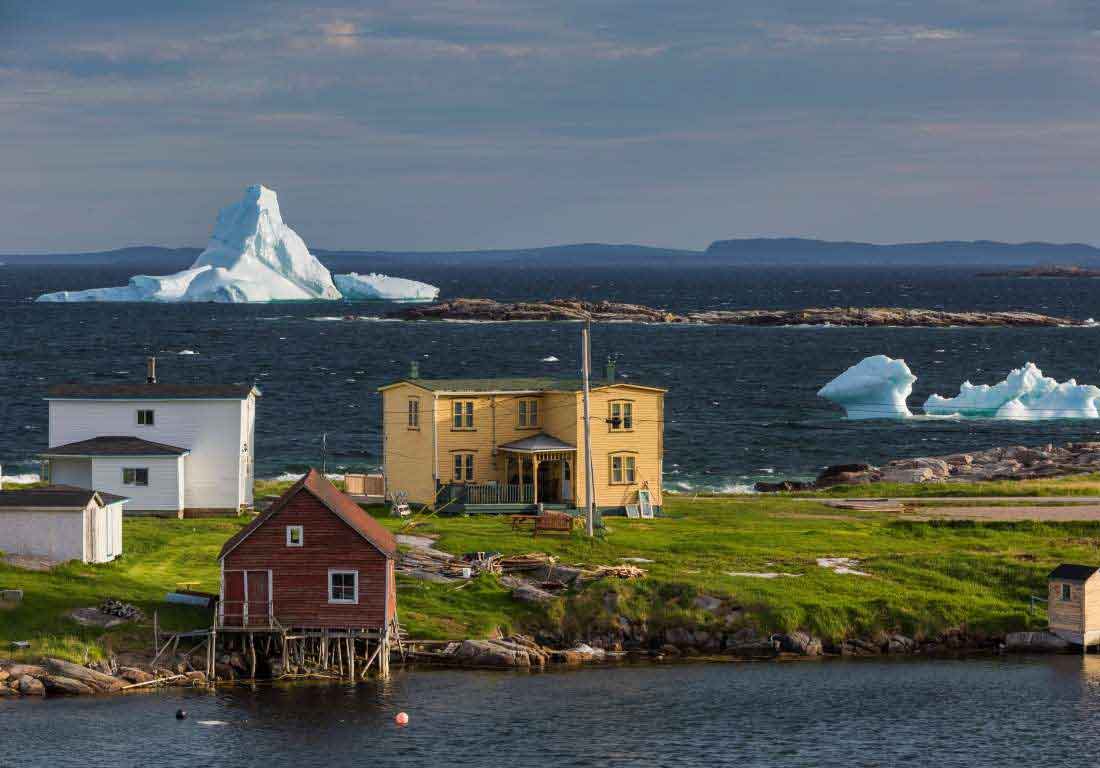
top-left (518, 398), bottom-right (539, 428)
top-left (328, 570), bottom-right (358, 604)
top-left (1062, 583), bottom-right (1072, 601)
top-left (286, 525), bottom-right (304, 547)
top-left (609, 401), bottom-right (634, 431)
top-left (453, 453), bottom-right (475, 482)
top-left (407, 398), bottom-right (420, 429)
top-left (122, 467), bottom-right (149, 486)
top-left (453, 400), bottom-right (474, 429)
top-left (610, 454), bottom-right (636, 485)
top-left (137, 409), bottom-right (155, 426)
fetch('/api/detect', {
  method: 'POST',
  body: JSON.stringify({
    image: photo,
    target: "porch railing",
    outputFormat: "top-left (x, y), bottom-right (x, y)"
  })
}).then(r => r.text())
top-left (217, 600), bottom-right (276, 629)
top-left (446, 482), bottom-right (534, 505)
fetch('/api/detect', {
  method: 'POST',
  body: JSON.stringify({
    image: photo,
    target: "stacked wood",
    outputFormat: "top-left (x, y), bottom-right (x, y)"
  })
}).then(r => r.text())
top-left (398, 548), bottom-right (503, 581)
top-left (500, 553), bottom-right (557, 573)
top-left (581, 564), bottom-right (647, 580)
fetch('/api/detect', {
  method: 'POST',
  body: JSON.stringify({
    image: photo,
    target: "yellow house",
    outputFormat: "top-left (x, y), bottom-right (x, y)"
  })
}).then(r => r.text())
top-left (378, 368), bottom-right (666, 515)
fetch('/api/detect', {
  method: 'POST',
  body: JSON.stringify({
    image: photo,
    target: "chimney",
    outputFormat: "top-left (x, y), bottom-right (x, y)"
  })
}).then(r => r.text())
top-left (605, 356), bottom-right (616, 384)
top-left (146, 356), bottom-right (157, 384)
top-left (409, 361), bottom-right (420, 379)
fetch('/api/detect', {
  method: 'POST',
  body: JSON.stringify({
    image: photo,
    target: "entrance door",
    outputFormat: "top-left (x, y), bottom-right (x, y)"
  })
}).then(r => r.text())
top-left (246, 570), bottom-right (271, 627)
top-left (537, 460), bottom-right (561, 503)
top-left (561, 460), bottom-right (573, 502)
top-left (223, 571), bottom-right (245, 627)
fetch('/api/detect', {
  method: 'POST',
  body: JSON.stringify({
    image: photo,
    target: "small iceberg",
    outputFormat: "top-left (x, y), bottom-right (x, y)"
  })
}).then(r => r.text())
top-left (924, 362), bottom-right (1100, 420)
top-left (333, 272), bottom-right (439, 302)
top-left (817, 355), bottom-right (916, 419)
top-left (541, 355), bottom-right (560, 362)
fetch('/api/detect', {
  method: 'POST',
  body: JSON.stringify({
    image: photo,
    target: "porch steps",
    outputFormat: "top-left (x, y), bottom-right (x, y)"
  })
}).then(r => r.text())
top-left (463, 503), bottom-right (574, 516)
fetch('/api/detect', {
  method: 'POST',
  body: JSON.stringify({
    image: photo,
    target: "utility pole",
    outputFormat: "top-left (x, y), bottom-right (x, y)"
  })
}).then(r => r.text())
top-left (581, 320), bottom-right (596, 537)
top-left (322, 432), bottom-right (328, 475)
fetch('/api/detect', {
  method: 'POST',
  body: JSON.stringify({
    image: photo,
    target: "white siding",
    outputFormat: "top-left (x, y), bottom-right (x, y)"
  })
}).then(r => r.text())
top-left (0, 508), bottom-right (86, 562)
top-left (86, 502), bottom-right (123, 562)
top-left (91, 456), bottom-right (183, 513)
top-left (48, 395), bottom-right (255, 511)
top-left (51, 458), bottom-right (93, 489)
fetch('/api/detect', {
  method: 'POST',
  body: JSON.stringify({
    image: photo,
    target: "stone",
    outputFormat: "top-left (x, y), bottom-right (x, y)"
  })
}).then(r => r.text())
top-left (7, 664), bottom-right (47, 679)
top-left (880, 467), bottom-right (936, 484)
top-left (41, 675), bottom-right (96, 695)
top-left (452, 639), bottom-right (529, 667)
top-left (658, 644), bottom-right (681, 657)
top-left (885, 634), bottom-right (916, 654)
top-left (0, 684), bottom-right (17, 697)
top-left (943, 453), bottom-right (973, 466)
top-left (693, 595), bottom-right (723, 613)
top-left (729, 638), bottom-right (780, 658)
top-left (117, 666), bottom-right (155, 684)
top-left (185, 671), bottom-right (208, 684)
top-left (18, 676), bottom-right (45, 696)
top-left (776, 631), bottom-right (823, 656)
top-left (510, 582), bottom-right (556, 603)
top-left (44, 658), bottom-right (125, 692)
top-left (890, 457), bottom-right (950, 477)
top-left (0, 669), bottom-right (9, 683)
top-left (556, 644), bottom-right (606, 663)
top-left (1005, 631), bottom-right (1071, 653)
top-left (840, 639), bottom-right (880, 656)
top-left (664, 627), bottom-right (694, 647)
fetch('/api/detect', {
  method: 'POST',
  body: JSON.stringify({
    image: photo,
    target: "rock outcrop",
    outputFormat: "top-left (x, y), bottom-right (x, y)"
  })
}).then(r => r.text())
top-left (758, 441), bottom-right (1100, 491)
top-left (392, 299), bottom-right (1085, 327)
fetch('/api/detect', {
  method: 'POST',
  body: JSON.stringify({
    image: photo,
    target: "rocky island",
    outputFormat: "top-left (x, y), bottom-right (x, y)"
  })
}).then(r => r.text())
top-left (390, 298), bottom-right (1086, 327)
top-left (977, 265), bottom-right (1100, 278)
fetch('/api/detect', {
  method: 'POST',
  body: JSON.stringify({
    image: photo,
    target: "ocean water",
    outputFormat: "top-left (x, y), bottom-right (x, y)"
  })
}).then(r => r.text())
top-left (5, 657), bottom-right (1100, 768)
top-left (3, 263), bottom-right (1100, 490)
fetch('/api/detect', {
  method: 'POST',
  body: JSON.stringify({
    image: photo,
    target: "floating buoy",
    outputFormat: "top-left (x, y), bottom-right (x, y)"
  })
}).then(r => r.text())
top-left (394, 712), bottom-right (409, 726)
top-left (176, 709), bottom-right (188, 720)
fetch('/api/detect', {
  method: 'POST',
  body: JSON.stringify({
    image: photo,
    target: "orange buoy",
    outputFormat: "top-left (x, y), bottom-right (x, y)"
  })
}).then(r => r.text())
top-left (395, 712), bottom-right (409, 726)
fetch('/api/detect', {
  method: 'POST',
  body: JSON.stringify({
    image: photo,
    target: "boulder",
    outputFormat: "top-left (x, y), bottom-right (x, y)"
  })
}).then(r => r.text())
top-left (664, 627), bottom-right (694, 647)
top-left (1005, 631), bottom-right (1072, 653)
top-left (117, 666), bottom-right (155, 684)
top-left (44, 658), bottom-right (125, 692)
top-left (18, 676), bottom-right (45, 696)
top-left (185, 671), bottom-right (208, 684)
top-left (556, 644), bottom-right (606, 663)
top-left (41, 675), bottom-right (96, 695)
top-left (815, 464), bottom-right (878, 487)
top-left (451, 639), bottom-right (529, 667)
top-left (510, 582), bottom-right (556, 603)
top-left (693, 595), bottom-right (723, 613)
top-left (776, 631), bottom-right (823, 656)
top-left (7, 664), bottom-right (47, 679)
top-left (943, 453), bottom-right (973, 466)
top-left (840, 639), bottom-right (880, 656)
top-left (754, 480), bottom-right (815, 493)
top-left (880, 468), bottom-right (936, 484)
top-left (890, 457), bottom-right (950, 477)
top-left (728, 638), bottom-right (779, 658)
top-left (885, 634), bottom-right (916, 654)
top-left (0, 685), bottom-right (17, 697)
top-left (0, 669), bottom-right (9, 683)
top-left (658, 644), bottom-right (681, 657)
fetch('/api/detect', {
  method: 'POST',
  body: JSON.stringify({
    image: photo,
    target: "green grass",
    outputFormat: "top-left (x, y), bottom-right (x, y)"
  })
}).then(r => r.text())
top-left (3, 495), bottom-right (1096, 660)
top-left (785, 473), bottom-right (1100, 498)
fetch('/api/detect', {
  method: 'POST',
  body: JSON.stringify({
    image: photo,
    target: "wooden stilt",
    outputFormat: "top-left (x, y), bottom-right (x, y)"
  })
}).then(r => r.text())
top-left (249, 632), bottom-right (257, 679)
top-left (348, 637), bottom-right (355, 681)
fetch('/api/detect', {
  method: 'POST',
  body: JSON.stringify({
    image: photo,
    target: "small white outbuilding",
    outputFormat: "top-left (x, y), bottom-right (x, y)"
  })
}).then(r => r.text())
top-left (0, 486), bottom-right (126, 564)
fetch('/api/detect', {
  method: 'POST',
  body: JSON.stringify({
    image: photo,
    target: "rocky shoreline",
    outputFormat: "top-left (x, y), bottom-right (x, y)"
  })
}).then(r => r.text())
top-left (389, 298), bottom-right (1086, 327)
top-left (756, 441), bottom-right (1100, 492)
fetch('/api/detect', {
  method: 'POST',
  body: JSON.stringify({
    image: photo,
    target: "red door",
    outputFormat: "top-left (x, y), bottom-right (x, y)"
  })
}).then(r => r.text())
top-left (223, 571), bottom-right (244, 627)
top-left (246, 570), bottom-right (270, 626)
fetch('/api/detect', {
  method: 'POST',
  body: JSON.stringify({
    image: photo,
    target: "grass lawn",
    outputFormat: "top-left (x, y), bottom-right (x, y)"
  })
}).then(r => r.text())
top-left (783, 473), bottom-right (1100, 498)
top-left (2, 495), bottom-right (1095, 662)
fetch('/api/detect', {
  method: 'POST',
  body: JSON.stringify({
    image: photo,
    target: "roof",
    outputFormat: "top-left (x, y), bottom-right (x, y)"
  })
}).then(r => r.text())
top-left (379, 377), bottom-right (666, 394)
top-left (42, 436), bottom-right (190, 457)
top-left (219, 469), bottom-right (397, 560)
top-left (0, 485), bottom-right (128, 509)
top-left (1049, 564), bottom-right (1100, 581)
top-left (498, 433), bottom-right (577, 453)
top-left (46, 382), bottom-right (259, 400)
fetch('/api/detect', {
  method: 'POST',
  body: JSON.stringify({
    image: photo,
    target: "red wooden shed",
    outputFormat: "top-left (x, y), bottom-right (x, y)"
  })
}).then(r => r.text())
top-left (218, 468), bottom-right (397, 633)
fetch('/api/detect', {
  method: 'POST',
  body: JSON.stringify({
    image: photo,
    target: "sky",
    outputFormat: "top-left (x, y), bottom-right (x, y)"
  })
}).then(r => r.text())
top-left (3, 0), bottom-right (1100, 252)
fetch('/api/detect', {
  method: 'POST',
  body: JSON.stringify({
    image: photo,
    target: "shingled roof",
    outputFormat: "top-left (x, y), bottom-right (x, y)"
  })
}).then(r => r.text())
top-left (46, 382), bottom-right (258, 400)
top-left (381, 377), bottom-right (666, 393)
top-left (42, 436), bottom-right (189, 457)
top-left (219, 469), bottom-right (396, 560)
top-left (1049, 564), bottom-right (1100, 581)
top-left (0, 485), bottom-right (128, 508)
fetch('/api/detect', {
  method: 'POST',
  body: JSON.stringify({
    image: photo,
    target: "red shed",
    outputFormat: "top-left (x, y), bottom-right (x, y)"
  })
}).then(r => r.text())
top-left (218, 468), bottom-right (397, 632)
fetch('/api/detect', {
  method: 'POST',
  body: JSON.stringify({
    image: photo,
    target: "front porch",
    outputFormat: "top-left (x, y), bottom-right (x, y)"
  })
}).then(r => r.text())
top-left (442, 433), bottom-right (577, 515)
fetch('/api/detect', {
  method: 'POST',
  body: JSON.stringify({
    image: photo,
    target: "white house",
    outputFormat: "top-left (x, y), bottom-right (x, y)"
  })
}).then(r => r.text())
top-left (0, 486), bottom-right (126, 564)
top-left (43, 359), bottom-right (260, 518)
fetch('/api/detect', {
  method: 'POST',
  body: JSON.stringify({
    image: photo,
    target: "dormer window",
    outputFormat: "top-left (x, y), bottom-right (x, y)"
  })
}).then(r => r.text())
top-left (286, 525), bottom-right (304, 547)
top-left (137, 409), bottom-right (155, 426)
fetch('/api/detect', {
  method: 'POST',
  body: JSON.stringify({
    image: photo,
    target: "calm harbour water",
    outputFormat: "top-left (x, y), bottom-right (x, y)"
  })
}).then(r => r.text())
top-left (4, 263), bottom-right (1100, 489)
top-left (5, 658), bottom-right (1100, 767)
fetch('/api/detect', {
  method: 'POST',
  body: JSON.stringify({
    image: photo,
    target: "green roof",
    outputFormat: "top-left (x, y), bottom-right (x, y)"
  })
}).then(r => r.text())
top-left (383, 377), bottom-right (666, 393)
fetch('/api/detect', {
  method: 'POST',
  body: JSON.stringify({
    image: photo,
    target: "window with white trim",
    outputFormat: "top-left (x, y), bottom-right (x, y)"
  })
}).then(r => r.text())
top-left (610, 454), bottom-right (636, 485)
top-left (122, 467), bottom-right (149, 486)
top-left (328, 570), bottom-right (358, 603)
top-left (137, 409), bottom-right (155, 426)
top-left (286, 525), bottom-right (303, 547)
top-left (452, 400), bottom-right (474, 429)
top-left (517, 398), bottom-right (539, 428)
top-left (453, 453), bottom-right (475, 482)
top-left (609, 400), bottom-right (633, 431)
top-left (407, 398), bottom-right (420, 429)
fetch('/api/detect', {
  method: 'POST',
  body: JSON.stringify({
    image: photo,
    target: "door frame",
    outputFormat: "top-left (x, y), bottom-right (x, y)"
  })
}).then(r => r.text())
top-left (221, 568), bottom-right (273, 626)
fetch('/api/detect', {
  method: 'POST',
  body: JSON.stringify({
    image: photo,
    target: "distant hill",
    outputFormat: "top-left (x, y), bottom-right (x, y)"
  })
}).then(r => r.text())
top-left (7, 238), bottom-right (1100, 268)
top-left (702, 238), bottom-right (1100, 266)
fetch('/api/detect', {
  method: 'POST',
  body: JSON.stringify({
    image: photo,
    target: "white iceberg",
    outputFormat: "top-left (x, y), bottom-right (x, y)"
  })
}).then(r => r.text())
top-left (924, 362), bottom-right (1100, 419)
top-left (818, 355), bottom-right (916, 419)
top-left (333, 272), bottom-right (439, 302)
top-left (38, 185), bottom-right (343, 303)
